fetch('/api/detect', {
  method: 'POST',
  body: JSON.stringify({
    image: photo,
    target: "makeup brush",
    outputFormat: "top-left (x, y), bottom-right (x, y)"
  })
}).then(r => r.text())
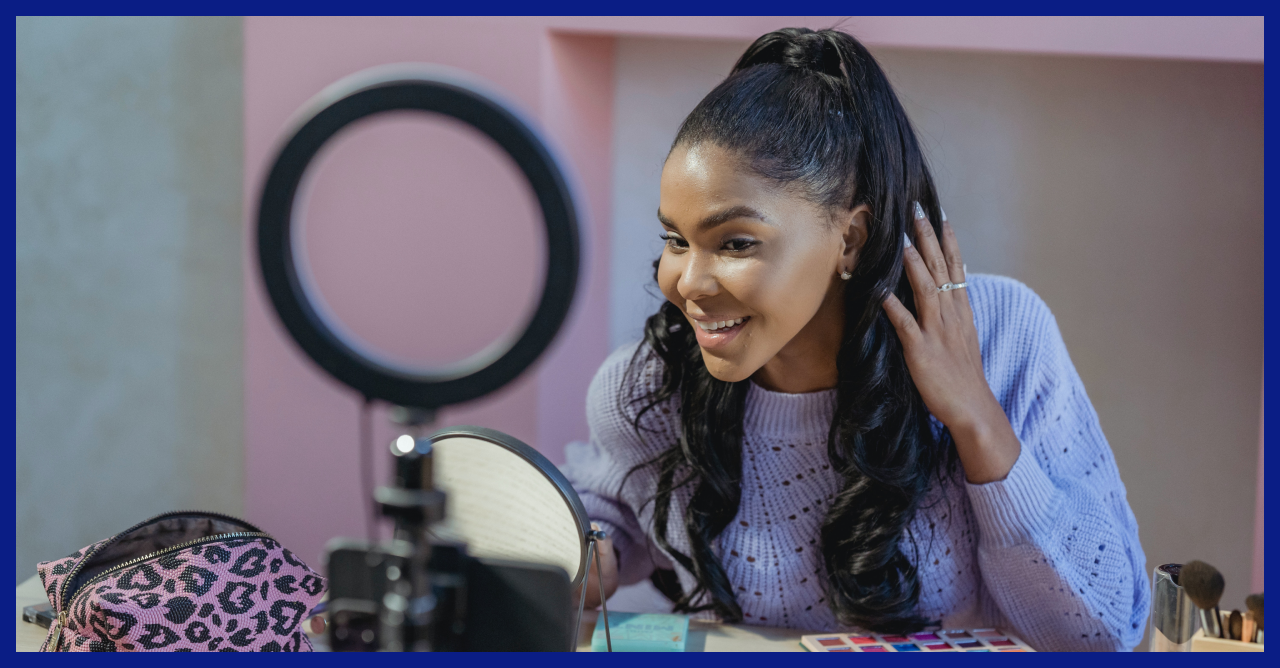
top-left (1228, 609), bottom-right (1243, 640)
top-left (1246, 593), bottom-right (1263, 631)
top-left (1181, 560), bottom-right (1225, 638)
top-left (1246, 593), bottom-right (1263, 643)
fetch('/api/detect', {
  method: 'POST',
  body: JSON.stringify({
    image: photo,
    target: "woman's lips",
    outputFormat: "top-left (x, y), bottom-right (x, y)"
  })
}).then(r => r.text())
top-left (692, 316), bottom-right (750, 349)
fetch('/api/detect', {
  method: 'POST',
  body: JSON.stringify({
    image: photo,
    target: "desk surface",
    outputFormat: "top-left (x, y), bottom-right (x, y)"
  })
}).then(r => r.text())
top-left (574, 609), bottom-right (808, 652)
top-left (16, 576), bottom-right (47, 652)
top-left (17, 575), bottom-right (808, 652)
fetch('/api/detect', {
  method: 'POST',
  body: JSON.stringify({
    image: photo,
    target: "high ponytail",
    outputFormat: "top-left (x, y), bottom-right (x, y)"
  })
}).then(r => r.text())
top-left (623, 27), bottom-right (957, 633)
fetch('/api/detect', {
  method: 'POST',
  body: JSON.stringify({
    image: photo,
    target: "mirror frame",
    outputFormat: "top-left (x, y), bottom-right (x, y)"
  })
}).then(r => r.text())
top-left (256, 64), bottom-right (580, 409)
top-left (429, 425), bottom-right (592, 587)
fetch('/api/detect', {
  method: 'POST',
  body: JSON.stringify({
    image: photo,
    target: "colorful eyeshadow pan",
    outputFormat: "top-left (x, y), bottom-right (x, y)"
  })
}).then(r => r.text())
top-left (802, 628), bottom-right (1032, 653)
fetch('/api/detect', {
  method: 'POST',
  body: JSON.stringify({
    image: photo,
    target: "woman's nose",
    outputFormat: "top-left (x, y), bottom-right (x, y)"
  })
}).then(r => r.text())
top-left (677, 251), bottom-right (719, 301)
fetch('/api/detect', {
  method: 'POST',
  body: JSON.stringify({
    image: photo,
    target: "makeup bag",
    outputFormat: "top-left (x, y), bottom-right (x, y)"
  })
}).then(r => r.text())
top-left (36, 510), bottom-right (326, 652)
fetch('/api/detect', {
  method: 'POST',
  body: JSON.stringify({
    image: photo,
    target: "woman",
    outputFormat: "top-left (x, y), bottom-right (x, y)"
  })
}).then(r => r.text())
top-left (562, 27), bottom-right (1149, 651)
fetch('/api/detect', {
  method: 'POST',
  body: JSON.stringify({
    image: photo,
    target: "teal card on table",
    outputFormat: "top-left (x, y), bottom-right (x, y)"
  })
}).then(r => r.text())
top-left (591, 612), bottom-right (690, 652)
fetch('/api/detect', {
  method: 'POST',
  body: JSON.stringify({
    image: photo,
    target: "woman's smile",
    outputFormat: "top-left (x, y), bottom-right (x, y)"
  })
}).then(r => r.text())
top-left (690, 314), bottom-right (751, 349)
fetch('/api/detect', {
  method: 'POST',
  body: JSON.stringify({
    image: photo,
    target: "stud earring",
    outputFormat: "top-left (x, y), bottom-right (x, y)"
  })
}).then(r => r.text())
top-left (840, 270), bottom-right (853, 280)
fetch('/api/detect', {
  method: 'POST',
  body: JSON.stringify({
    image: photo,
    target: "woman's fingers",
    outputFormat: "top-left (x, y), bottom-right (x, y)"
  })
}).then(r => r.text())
top-left (939, 217), bottom-right (964, 282)
top-left (579, 521), bottom-right (618, 608)
top-left (882, 292), bottom-right (920, 345)
top-left (903, 235), bottom-right (940, 326)
top-left (939, 217), bottom-right (974, 319)
top-left (913, 203), bottom-right (951, 291)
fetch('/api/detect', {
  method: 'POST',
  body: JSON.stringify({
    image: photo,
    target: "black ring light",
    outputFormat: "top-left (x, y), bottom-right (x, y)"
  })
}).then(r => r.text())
top-left (257, 65), bottom-right (580, 409)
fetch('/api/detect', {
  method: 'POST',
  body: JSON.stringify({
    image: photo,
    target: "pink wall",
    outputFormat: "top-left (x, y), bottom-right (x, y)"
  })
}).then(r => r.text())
top-left (244, 18), bottom-right (556, 564)
top-left (299, 111), bottom-right (544, 369)
top-left (550, 16), bottom-right (1263, 62)
top-left (243, 16), bottom-right (1264, 566)
top-left (535, 33), bottom-right (616, 459)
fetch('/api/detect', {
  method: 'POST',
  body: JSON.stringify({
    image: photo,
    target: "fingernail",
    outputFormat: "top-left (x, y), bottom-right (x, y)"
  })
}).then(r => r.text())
top-left (913, 201), bottom-right (926, 220)
top-left (903, 232), bottom-right (912, 248)
top-left (941, 207), bottom-right (948, 222)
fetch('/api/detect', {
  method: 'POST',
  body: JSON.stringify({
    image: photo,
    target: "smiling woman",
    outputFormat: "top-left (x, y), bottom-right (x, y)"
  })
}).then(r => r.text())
top-left (560, 27), bottom-right (1149, 651)
top-left (655, 144), bottom-right (864, 393)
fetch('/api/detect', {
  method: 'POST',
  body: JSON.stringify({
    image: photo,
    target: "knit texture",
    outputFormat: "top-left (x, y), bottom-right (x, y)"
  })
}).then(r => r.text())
top-left (561, 274), bottom-right (1150, 651)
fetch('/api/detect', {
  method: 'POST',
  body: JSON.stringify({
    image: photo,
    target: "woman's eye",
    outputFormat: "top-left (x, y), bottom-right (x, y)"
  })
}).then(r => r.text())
top-left (723, 238), bottom-right (758, 252)
top-left (660, 233), bottom-right (687, 249)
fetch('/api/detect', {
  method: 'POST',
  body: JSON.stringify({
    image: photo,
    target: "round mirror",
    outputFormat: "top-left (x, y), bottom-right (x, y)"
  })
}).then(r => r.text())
top-left (257, 64), bottom-right (580, 409)
top-left (428, 426), bottom-right (590, 586)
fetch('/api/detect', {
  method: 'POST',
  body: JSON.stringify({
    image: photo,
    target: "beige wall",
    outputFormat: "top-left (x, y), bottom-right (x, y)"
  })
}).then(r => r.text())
top-left (607, 37), bottom-right (1264, 640)
top-left (876, 48), bottom-right (1264, 623)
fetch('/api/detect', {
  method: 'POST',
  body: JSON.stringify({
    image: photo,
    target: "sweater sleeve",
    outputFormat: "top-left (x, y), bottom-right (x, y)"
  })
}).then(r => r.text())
top-left (560, 343), bottom-right (675, 586)
top-left (963, 279), bottom-right (1150, 651)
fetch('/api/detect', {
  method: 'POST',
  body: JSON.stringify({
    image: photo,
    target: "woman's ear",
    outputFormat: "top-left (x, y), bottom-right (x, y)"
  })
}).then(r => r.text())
top-left (838, 204), bottom-right (871, 273)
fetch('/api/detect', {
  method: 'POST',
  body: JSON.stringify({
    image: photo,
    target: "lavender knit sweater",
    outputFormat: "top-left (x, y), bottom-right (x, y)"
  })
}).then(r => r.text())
top-left (561, 274), bottom-right (1150, 651)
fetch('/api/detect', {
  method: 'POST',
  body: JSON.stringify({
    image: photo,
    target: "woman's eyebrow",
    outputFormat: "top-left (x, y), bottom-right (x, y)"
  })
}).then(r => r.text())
top-left (656, 205), bottom-right (769, 232)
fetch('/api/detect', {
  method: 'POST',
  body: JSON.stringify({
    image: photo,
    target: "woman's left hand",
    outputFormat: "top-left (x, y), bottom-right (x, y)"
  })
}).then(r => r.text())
top-left (881, 205), bottom-right (1021, 484)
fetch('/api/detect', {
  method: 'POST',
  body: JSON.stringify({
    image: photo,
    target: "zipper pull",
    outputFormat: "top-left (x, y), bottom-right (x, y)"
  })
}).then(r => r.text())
top-left (50, 611), bottom-right (67, 652)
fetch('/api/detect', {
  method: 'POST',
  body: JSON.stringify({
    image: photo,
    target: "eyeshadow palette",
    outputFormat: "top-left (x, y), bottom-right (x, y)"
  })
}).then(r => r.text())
top-left (800, 628), bottom-right (1034, 652)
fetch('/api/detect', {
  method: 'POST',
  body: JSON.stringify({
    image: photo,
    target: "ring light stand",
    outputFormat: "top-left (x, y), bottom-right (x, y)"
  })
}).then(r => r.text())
top-left (256, 64), bottom-right (607, 651)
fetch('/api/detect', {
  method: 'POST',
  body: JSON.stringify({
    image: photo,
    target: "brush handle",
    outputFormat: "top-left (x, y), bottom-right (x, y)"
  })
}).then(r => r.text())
top-left (1199, 607), bottom-right (1224, 639)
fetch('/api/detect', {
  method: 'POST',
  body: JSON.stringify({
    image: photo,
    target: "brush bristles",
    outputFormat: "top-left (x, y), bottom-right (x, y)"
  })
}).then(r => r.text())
top-left (1246, 593), bottom-right (1263, 630)
top-left (1181, 560), bottom-right (1225, 610)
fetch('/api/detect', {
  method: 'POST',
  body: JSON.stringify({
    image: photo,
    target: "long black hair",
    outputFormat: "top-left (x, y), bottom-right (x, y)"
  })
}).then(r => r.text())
top-left (621, 27), bottom-right (957, 633)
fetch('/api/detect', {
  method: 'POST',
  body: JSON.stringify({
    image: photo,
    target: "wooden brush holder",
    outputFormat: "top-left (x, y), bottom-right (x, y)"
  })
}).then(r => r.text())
top-left (1190, 628), bottom-right (1264, 652)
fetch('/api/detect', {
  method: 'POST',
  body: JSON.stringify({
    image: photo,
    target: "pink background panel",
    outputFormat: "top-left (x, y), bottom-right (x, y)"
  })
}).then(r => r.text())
top-left (243, 16), bottom-right (1263, 567)
top-left (244, 18), bottom-right (621, 564)
top-left (297, 111), bottom-right (544, 370)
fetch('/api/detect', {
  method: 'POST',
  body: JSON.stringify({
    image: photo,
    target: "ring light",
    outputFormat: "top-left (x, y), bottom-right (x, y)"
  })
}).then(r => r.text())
top-left (257, 65), bottom-right (580, 409)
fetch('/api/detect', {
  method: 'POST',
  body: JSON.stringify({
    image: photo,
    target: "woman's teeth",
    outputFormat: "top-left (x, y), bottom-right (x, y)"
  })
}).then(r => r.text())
top-left (697, 317), bottom-right (747, 332)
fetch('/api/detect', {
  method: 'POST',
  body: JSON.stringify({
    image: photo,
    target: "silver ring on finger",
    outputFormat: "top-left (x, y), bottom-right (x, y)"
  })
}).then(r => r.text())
top-left (938, 281), bottom-right (968, 292)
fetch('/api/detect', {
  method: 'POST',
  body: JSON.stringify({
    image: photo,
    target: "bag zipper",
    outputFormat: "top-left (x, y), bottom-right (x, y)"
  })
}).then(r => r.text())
top-left (51, 510), bottom-right (268, 651)
top-left (53, 531), bottom-right (271, 651)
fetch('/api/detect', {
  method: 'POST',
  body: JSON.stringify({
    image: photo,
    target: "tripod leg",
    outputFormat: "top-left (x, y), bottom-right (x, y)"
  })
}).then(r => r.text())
top-left (573, 540), bottom-right (596, 650)
top-left (594, 538), bottom-right (611, 652)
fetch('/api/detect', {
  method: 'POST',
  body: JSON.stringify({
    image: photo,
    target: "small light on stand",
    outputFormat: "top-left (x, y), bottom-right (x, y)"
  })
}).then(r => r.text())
top-left (392, 435), bottom-right (415, 455)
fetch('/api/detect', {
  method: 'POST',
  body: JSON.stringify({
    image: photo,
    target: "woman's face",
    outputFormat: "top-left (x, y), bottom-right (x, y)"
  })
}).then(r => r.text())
top-left (657, 142), bottom-right (866, 384)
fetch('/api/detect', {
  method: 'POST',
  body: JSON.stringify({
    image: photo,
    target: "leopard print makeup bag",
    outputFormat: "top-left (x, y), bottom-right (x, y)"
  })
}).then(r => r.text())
top-left (36, 511), bottom-right (327, 652)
